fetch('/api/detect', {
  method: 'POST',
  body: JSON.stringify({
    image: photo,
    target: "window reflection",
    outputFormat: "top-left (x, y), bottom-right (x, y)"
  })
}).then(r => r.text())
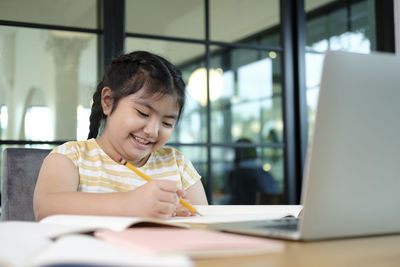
top-left (0, 26), bottom-right (97, 141)
top-left (0, 105), bottom-right (8, 139)
top-left (212, 145), bottom-right (283, 205)
top-left (187, 68), bottom-right (224, 106)
top-left (238, 58), bottom-right (273, 100)
top-left (77, 105), bottom-right (91, 141)
top-left (210, 47), bottom-right (283, 144)
top-left (305, 0), bottom-right (374, 141)
top-left (24, 107), bottom-right (53, 141)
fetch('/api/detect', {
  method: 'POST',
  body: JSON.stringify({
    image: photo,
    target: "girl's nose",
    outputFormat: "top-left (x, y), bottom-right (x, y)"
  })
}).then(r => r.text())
top-left (143, 118), bottom-right (159, 138)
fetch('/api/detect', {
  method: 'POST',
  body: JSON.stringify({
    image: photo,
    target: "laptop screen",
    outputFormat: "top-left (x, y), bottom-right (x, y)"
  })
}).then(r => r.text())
top-left (299, 51), bottom-right (400, 240)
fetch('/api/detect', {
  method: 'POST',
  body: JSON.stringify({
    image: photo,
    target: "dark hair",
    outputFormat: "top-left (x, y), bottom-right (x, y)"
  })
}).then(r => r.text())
top-left (88, 51), bottom-right (186, 139)
top-left (234, 138), bottom-right (257, 166)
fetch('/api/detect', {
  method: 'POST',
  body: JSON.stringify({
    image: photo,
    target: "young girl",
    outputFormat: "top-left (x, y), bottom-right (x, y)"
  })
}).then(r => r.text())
top-left (33, 51), bottom-right (208, 221)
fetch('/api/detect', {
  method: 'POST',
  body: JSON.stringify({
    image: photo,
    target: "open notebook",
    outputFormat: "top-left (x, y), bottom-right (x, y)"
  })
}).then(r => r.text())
top-left (210, 51), bottom-right (400, 241)
top-left (94, 228), bottom-right (283, 259)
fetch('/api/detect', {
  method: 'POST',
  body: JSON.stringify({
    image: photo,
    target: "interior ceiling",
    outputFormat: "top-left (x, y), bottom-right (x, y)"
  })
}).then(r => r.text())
top-left (0, 0), bottom-right (97, 28)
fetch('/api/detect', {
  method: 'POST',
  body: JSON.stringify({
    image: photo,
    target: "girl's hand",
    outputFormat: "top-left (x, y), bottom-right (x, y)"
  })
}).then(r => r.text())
top-left (126, 180), bottom-right (180, 219)
top-left (173, 191), bottom-right (197, 217)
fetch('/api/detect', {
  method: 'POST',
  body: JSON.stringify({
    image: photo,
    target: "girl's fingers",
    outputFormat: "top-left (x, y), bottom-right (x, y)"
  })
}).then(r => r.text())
top-left (157, 190), bottom-right (179, 205)
top-left (155, 202), bottom-right (176, 218)
top-left (156, 180), bottom-right (179, 193)
top-left (142, 180), bottom-right (191, 218)
top-left (175, 207), bottom-right (194, 217)
top-left (176, 189), bottom-right (185, 198)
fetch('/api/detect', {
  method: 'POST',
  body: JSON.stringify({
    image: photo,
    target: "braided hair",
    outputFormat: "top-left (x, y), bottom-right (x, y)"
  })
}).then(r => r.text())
top-left (87, 51), bottom-right (186, 139)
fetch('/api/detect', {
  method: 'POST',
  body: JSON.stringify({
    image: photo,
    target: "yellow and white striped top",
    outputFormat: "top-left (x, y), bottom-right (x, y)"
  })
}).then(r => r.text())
top-left (51, 139), bottom-right (201, 192)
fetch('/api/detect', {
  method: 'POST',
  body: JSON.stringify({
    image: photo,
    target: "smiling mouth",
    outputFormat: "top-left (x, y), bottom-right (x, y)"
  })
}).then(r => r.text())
top-left (131, 134), bottom-right (152, 145)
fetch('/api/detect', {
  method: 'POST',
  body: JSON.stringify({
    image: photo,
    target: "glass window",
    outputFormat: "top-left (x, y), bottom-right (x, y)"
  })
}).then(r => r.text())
top-left (211, 146), bottom-right (283, 205)
top-left (305, 0), bottom-right (375, 141)
top-left (0, 26), bottom-right (97, 141)
top-left (0, 105), bottom-right (7, 139)
top-left (183, 65), bottom-right (208, 144)
top-left (126, 38), bottom-right (207, 143)
top-left (77, 105), bottom-right (91, 141)
top-left (125, 0), bottom-right (205, 39)
top-left (0, 0), bottom-right (97, 29)
top-left (210, 0), bottom-right (280, 46)
top-left (210, 46), bottom-right (283, 144)
top-left (305, 52), bottom-right (324, 139)
top-left (24, 106), bottom-right (53, 141)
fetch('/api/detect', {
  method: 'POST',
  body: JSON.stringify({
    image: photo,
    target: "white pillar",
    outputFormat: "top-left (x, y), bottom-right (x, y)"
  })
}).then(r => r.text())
top-left (0, 30), bottom-right (16, 139)
top-left (46, 32), bottom-right (89, 140)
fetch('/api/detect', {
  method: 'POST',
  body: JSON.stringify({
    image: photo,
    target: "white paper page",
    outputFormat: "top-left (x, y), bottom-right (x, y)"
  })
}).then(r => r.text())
top-left (0, 232), bottom-right (51, 267)
top-left (40, 214), bottom-right (188, 231)
top-left (169, 205), bottom-right (303, 224)
top-left (29, 235), bottom-right (193, 267)
top-left (0, 221), bottom-right (94, 239)
top-left (40, 215), bottom-right (144, 231)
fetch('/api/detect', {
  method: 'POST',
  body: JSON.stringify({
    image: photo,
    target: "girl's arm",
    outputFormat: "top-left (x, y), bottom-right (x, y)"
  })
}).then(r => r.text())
top-left (33, 153), bottom-right (181, 221)
top-left (174, 180), bottom-right (208, 216)
top-left (185, 180), bottom-right (208, 205)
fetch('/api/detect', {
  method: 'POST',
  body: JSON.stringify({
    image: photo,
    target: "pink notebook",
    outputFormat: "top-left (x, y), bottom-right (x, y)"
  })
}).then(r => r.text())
top-left (95, 228), bottom-right (283, 259)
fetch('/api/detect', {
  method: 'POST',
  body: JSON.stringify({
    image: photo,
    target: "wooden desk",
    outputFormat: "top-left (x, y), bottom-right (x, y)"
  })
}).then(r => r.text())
top-left (3, 206), bottom-right (397, 266)
top-left (195, 234), bottom-right (400, 267)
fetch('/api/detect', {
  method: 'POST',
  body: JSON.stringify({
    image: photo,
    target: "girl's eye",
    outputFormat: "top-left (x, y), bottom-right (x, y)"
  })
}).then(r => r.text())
top-left (137, 109), bottom-right (149, 117)
top-left (163, 122), bottom-right (174, 128)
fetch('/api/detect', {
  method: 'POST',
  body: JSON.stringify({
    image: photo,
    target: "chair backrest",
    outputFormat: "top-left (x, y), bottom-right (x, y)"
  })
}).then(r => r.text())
top-left (1, 148), bottom-right (51, 221)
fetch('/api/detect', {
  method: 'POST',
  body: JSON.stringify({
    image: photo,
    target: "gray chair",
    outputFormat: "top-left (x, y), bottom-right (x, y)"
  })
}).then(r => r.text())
top-left (1, 148), bottom-right (51, 221)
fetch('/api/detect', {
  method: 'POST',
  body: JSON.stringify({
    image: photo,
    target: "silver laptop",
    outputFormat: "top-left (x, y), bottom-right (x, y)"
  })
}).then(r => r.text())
top-left (210, 50), bottom-right (400, 241)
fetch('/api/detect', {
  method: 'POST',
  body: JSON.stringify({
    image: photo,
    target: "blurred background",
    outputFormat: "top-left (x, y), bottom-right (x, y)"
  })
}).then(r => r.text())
top-left (0, 0), bottom-right (397, 205)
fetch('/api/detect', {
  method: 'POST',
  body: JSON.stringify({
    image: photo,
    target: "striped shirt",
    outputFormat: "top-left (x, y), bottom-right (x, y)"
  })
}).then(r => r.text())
top-left (51, 139), bottom-right (201, 193)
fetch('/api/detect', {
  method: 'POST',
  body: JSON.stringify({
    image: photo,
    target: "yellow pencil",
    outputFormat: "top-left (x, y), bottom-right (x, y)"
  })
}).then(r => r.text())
top-left (117, 157), bottom-right (202, 216)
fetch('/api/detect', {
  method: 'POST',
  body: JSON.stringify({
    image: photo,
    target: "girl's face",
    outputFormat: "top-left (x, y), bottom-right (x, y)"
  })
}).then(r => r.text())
top-left (98, 87), bottom-right (180, 166)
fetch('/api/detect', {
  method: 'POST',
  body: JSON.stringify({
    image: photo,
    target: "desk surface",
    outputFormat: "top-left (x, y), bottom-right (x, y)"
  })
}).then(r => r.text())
top-left (3, 206), bottom-right (399, 266)
top-left (195, 234), bottom-right (400, 267)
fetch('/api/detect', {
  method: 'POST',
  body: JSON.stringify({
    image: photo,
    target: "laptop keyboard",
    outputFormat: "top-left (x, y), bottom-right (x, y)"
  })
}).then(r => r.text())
top-left (255, 217), bottom-right (299, 232)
